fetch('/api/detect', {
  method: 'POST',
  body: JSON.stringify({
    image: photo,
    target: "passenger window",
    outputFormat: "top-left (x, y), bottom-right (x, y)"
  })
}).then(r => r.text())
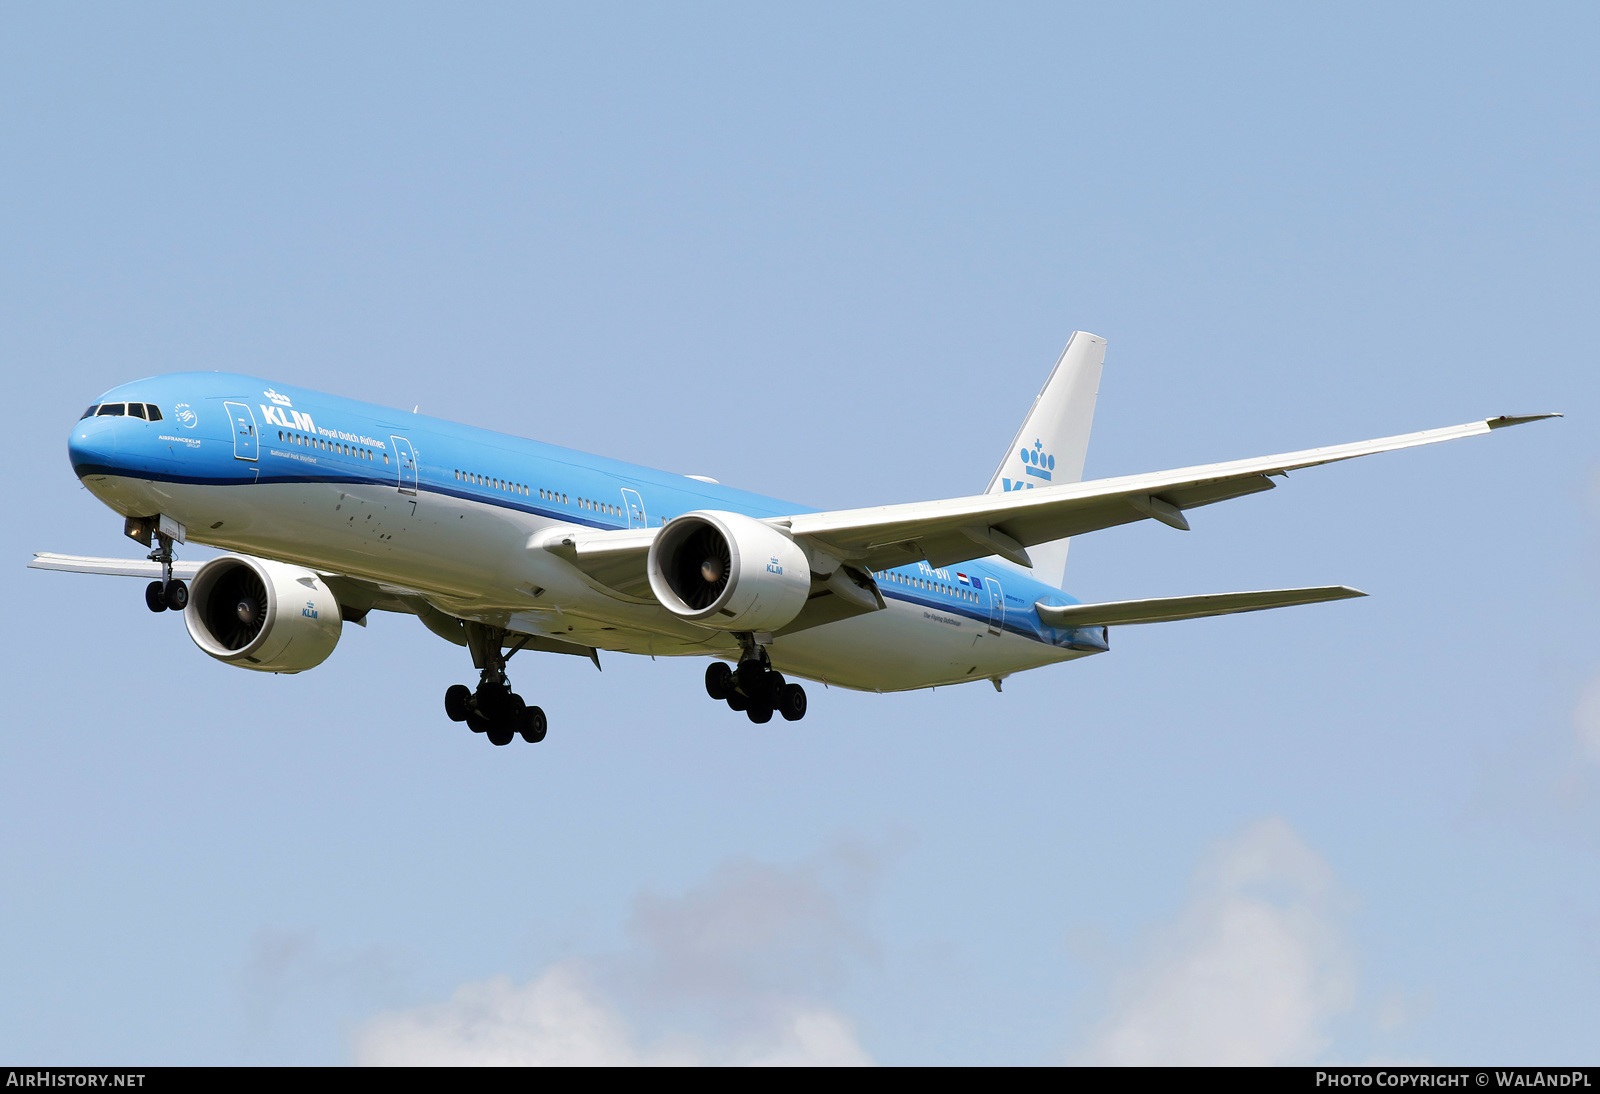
top-left (96, 403), bottom-right (125, 416)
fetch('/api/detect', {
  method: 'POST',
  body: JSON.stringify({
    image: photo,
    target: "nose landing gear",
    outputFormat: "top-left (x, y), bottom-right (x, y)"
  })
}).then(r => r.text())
top-left (129, 519), bottom-right (188, 613)
top-left (704, 635), bottom-right (807, 723)
top-left (444, 624), bottom-right (548, 746)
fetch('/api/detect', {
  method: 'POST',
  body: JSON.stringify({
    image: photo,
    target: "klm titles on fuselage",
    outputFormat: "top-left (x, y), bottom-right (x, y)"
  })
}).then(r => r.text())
top-left (1000, 438), bottom-right (1056, 492)
top-left (259, 390), bottom-right (387, 451)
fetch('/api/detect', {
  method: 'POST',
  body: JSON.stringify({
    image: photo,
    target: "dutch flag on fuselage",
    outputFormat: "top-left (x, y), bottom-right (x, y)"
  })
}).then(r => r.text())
top-left (957, 572), bottom-right (974, 587)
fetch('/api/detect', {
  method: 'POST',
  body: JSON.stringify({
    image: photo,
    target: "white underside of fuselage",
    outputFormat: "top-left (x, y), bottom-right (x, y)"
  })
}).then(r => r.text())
top-left (82, 472), bottom-right (1093, 692)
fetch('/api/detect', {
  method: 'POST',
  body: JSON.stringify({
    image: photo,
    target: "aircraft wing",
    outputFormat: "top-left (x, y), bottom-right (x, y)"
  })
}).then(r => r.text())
top-left (1036, 585), bottom-right (1365, 628)
top-left (781, 414), bottom-right (1559, 572)
top-left (29, 551), bottom-right (602, 658)
top-left (28, 552), bottom-right (204, 580)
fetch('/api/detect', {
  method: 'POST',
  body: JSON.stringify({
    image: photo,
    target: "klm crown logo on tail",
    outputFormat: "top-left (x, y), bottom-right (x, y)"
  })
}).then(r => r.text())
top-left (1002, 439), bottom-right (1056, 491)
top-left (983, 331), bottom-right (1107, 589)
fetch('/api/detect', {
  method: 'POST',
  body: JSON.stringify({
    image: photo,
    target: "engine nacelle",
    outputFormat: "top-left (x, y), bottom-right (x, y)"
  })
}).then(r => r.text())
top-left (647, 511), bottom-right (811, 632)
top-left (184, 554), bottom-right (342, 673)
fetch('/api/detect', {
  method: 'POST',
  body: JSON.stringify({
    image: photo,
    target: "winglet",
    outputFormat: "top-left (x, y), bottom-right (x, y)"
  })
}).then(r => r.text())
top-left (1487, 413), bottom-right (1562, 429)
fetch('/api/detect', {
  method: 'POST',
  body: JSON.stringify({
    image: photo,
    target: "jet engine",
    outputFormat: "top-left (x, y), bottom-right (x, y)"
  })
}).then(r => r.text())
top-left (183, 554), bottom-right (343, 673)
top-left (647, 511), bottom-right (811, 632)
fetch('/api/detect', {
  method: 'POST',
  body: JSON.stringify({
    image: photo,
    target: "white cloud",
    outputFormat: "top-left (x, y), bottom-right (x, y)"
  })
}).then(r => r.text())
top-left (353, 848), bottom-right (879, 1066)
top-left (354, 964), bottom-right (652, 1066)
top-left (1077, 817), bottom-right (1355, 1066)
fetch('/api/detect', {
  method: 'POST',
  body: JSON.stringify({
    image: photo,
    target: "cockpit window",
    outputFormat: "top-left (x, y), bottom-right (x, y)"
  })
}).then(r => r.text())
top-left (145, 404), bottom-right (162, 421)
top-left (96, 403), bottom-right (126, 416)
top-left (127, 403), bottom-right (147, 420)
top-left (81, 405), bottom-right (99, 419)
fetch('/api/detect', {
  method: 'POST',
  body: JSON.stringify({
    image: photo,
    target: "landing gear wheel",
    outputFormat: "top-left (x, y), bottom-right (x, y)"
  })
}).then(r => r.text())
top-left (163, 579), bottom-right (188, 611)
top-left (466, 709), bottom-right (492, 734)
top-left (520, 705), bottom-right (548, 744)
top-left (474, 682), bottom-right (509, 720)
top-left (746, 704), bottom-right (774, 724)
top-left (726, 692), bottom-right (748, 712)
top-left (705, 662), bottom-right (733, 700)
top-left (778, 683), bottom-right (807, 722)
top-left (145, 581), bottom-right (166, 613)
top-left (486, 692), bottom-right (522, 745)
top-left (736, 660), bottom-right (766, 700)
top-left (444, 684), bottom-right (472, 723)
top-left (762, 671), bottom-right (787, 707)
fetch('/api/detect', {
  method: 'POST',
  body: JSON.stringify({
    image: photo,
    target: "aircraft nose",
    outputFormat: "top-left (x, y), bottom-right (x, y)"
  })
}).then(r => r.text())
top-left (68, 414), bottom-right (118, 478)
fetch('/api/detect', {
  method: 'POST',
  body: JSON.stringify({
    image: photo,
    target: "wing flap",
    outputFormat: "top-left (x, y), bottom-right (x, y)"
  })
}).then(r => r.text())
top-left (1037, 585), bottom-right (1366, 627)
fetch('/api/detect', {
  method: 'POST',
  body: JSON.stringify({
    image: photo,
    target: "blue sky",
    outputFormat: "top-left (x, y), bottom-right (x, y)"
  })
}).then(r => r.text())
top-left (3, 3), bottom-right (1597, 1064)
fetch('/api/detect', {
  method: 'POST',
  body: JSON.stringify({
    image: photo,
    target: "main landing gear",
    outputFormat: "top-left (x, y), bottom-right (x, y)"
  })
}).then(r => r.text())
top-left (444, 623), bottom-right (548, 747)
top-left (143, 530), bottom-right (188, 613)
top-left (704, 636), bottom-right (807, 723)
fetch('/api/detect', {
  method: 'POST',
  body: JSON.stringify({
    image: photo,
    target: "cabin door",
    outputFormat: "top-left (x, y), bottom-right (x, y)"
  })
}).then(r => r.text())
top-left (390, 436), bottom-right (418, 494)
top-left (984, 577), bottom-right (1005, 636)
top-left (223, 402), bottom-right (259, 461)
top-left (621, 488), bottom-right (647, 529)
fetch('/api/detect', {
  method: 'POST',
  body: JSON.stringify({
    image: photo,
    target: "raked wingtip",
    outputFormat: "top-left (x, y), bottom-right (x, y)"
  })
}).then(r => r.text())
top-left (1487, 413), bottom-right (1563, 429)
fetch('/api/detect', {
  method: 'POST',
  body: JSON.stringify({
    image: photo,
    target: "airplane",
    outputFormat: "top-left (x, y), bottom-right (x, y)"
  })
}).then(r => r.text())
top-left (32, 332), bottom-right (1558, 747)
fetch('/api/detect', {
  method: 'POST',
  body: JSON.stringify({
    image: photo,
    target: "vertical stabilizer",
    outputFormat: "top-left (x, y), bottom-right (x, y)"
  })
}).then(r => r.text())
top-left (984, 331), bottom-right (1106, 587)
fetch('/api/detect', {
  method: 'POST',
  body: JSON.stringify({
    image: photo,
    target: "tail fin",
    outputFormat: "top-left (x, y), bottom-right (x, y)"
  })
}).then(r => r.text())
top-left (985, 331), bottom-right (1106, 587)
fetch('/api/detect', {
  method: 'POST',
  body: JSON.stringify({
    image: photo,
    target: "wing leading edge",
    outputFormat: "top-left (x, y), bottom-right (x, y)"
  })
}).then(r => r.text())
top-left (781, 414), bottom-right (1561, 573)
top-left (1037, 585), bottom-right (1365, 628)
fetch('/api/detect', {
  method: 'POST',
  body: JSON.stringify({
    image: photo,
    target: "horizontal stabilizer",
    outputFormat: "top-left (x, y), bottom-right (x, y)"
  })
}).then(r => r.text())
top-left (29, 552), bottom-right (202, 580)
top-left (1036, 585), bottom-right (1366, 628)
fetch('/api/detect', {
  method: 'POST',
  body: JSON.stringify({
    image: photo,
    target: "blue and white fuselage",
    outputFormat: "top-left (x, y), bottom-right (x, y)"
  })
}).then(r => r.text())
top-left (67, 371), bottom-right (1101, 693)
top-left (52, 334), bottom-right (1547, 728)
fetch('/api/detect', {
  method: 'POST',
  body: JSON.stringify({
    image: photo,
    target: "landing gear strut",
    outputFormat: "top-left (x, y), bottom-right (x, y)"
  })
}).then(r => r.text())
top-left (143, 531), bottom-right (187, 613)
top-left (444, 623), bottom-right (548, 746)
top-left (704, 634), bottom-right (807, 723)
